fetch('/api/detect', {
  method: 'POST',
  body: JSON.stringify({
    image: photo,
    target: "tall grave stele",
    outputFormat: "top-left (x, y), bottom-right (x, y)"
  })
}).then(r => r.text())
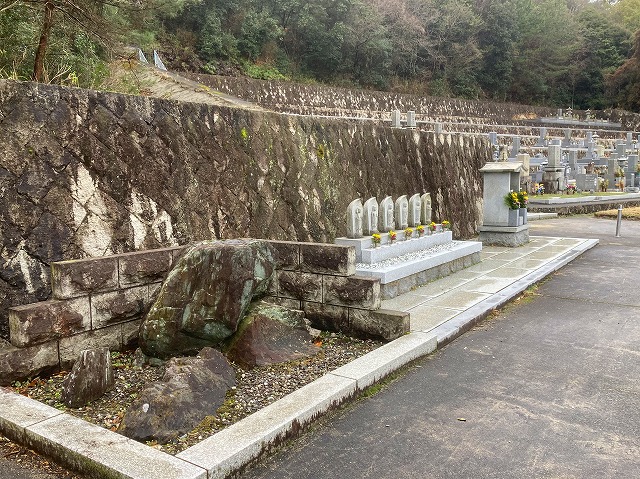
top-left (478, 162), bottom-right (529, 247)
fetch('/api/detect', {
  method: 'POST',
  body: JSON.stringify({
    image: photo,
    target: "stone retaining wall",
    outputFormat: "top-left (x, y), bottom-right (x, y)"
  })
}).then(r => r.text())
top-left (0, 241), bottom-right (408, 385)
top-left (0, 79), bottom-right (489, 338)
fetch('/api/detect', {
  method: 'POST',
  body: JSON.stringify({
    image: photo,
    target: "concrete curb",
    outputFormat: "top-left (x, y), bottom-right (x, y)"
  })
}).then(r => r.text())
top-left (0, 237), bottom-right (598, 479)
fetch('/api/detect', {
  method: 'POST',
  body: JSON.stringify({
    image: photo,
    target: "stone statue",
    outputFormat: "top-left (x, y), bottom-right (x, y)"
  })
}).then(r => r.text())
top-left (346, 199), bottom-right (364, 238)
top-left (378, 196), bottom-right (394, 232)
top-left (363, 197), bottom-right (378, 235)
top-left (408, 194), bottom-right (421, 227)
top-left (395, 195), bottom-right (409, 230)
top-left (421, 193), bottom-right (432, 225)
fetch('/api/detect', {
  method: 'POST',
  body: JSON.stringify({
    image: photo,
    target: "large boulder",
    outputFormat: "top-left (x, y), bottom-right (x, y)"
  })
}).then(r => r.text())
top-left (139, 239), bottom-right (275, 359)
top-left (61, 348), bottom-right (114, 408)
top-left (226, 302), bottom-right (320, 368)
top-left (118, 347), bottom-right (235, 443)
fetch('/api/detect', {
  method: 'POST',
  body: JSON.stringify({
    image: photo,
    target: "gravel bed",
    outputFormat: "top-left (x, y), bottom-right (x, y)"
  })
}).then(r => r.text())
top-left (10, 333), bottom-right (381, 455)
top-left (356, 241), bottom-right (461, 270)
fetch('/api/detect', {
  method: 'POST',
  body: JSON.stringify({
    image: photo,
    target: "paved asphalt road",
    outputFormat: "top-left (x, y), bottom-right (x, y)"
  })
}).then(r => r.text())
top-left (243, 216), bottom-right (640, 479)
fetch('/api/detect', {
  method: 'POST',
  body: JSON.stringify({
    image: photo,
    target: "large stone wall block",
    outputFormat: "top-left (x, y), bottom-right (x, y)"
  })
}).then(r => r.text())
top-left (349, 309), bottom-right (410, 342)
top-left (267, 241), bottom-right (300, 270)
top-left (277, 271), bottom-right (323, 302)
top-left (0, 340), bottom-right (60, 386)
top-left (9, 298), bottom-right (91, 348)
top-left (299, 244), bottom-right (356, 276)
top-left (51, 258), bottom-right (118, 299)
top-left (324, 276), bottom-right (381, 309)
top-left (302, 302), bottom-right (350, 333)
top-left (91, 286), bottom-right (149, 329)
top-left (118, 249), bottom-right (174, 287)
top-left (263, 297), bottom-right (302, 310)
top-left (58, 325), bottom-right (123, 368)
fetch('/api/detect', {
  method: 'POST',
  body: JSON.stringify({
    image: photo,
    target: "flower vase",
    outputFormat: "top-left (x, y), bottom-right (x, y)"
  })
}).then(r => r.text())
top-left (508, 209), bottom-right (519, 227)
top-left (519, 208), bottom-right (527, 225)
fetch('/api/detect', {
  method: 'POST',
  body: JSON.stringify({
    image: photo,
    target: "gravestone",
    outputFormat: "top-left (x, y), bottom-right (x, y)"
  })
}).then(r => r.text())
top-left (543, 140), bottom-right (564, 193)
top-left (406, 111), bottom-right (416, 129)
top-left (627, 155), bottom-right (638, 188)
top-left (395, 195), bottom-right (409, 230)
top-left (511, 136), bottom-right (521, 158)
top-left (478, 162), bottom-right (529, 247)
top-left (421, 193), bottom-right (432, 225)
top-left (346, 199), bottom-right (364, 239)
top-left (536, 128), bottom-right (547, 147)
top-left (378, 196), bottom-right (395, 232)
top-left (363, 197), bottom-right (378, 235)
top-left (616, 141), bottom-right (626, 158)
top-left (488, 132), bottom-right (498, 146)
top-left (408, 194), bottom-right (421, 227)
top-left (627, 132), bottom-right (634, 151)
top-left (557, 108), bottom-right (563, 119)
top-left (562, 129), bottom-right (572, 148)
top-left (391, 110), bottom-right (401, 128)
top-left (517, 153), bottom-right (531, 191)
top-left (576, 173), bottom-right (597, 192)
top-left (435, 123), bottom-right (443, 135)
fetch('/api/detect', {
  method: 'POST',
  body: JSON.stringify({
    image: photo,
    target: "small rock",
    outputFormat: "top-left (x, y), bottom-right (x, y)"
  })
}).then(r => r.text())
top-left (61, 348), bottom-right (114, 408)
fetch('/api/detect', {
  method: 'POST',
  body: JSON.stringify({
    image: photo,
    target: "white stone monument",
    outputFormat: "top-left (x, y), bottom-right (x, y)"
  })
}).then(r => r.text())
top-left (363, 197), bottom-right (378, 235)
top-left (378, 196), bottom-right (395, 232)
top-left (421, 193), bottom-right (432, 225)
top-left (395, 195), bottom-right (409, 230)
top-left (346, 199), bottom-right (364, 239)
top-left (408, 194), bottom-right (421, 227)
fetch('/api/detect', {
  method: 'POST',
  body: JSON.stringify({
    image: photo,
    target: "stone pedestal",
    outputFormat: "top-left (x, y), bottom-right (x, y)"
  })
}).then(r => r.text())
top-left (479, 225), bottom-right (529, 247)
top-left (478, 162), bottom-right (529, 247)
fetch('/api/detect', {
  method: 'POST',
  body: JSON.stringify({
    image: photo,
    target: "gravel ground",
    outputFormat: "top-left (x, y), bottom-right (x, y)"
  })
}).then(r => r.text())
top-left (10, 332), bottom-right (381, 455)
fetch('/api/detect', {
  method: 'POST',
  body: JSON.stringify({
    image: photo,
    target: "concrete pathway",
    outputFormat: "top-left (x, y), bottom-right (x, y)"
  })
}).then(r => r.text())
top-left (242, 216), bottom-right (640, 479)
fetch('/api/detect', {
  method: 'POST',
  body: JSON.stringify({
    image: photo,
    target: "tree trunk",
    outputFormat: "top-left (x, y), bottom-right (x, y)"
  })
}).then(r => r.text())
top-left (32, 1), bottom-right (55, 82)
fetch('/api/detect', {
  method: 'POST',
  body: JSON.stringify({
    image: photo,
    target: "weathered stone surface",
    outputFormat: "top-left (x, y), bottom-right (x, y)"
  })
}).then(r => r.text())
top-left (118, 249), bottom-right (174, 287)
top-left (226, 302), bottom-right (319, 368)
top-left (324, 276), bottom-right (381, 310)
top-left (91, 286), bottom-right (149, 329)
top-left (1, 79), bottom-right (495, 340)
top-left (9, 298), bottom-right (91, 347)
top-left (59, 325), bottom-right (123, 367)
top-left (302, 302), bottom-right (350, 333)
top-left (0, 340), bottom-right (59, 386)
top-left (122, 319), bottom-right (143, 348)
top-left (51, 258), bottom-right (118, 300)
top-left (349, 309), bottom-right (410, 342)
top-left (299, 244), bottom-right (356, 276)
top-left (267, 241), bottom-right (300, 270)
top-left (139, 240), bottom-right (275, 359)
top-left (118, 347), bottom-right (235, 443)
top-left (277, 271), bottom-right (323, 302)
top-left (61, 348), bottom-right (114, 408)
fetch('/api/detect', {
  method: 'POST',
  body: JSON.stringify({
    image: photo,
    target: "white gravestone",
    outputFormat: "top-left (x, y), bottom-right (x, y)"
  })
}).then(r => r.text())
top-left (421, 193), bottom-right (432, 225)
top-left (408, 194), bottom-right (421, 227)
top-left (378, 196), bottom-right (395, 232)
top-left (363, 197), bottom-right (378, 235)
top-left (395, 195), bottom-right (409, 230)
top-left (346, 199), bottom-right (364, 239)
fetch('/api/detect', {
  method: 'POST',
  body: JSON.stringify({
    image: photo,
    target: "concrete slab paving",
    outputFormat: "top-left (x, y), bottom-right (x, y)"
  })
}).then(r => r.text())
top-left (461, 277), bottom-right (519, 294)
top-left (426, 289), bottom-right (492, 309)
top-left (409, 307), bottom-right (462, 332)
top-left (409, 271), bottom-right (480, 296)
top-left (380, 293), bottom-right (433, 312)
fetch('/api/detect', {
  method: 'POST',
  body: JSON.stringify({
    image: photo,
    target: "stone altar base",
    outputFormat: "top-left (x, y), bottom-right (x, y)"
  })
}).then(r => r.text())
top-left (478, 224), bottom-right (530, 247)
top-left (336, 233), bottom-right (482, 300)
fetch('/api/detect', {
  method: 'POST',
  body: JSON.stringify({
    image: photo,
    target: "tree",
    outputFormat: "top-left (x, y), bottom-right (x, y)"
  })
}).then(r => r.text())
top-left (607, 29), bottom-right (640, 112)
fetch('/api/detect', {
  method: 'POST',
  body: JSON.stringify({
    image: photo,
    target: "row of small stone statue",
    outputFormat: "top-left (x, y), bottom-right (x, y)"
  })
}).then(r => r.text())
top-left (347, 193), bottom-right (432, 239)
